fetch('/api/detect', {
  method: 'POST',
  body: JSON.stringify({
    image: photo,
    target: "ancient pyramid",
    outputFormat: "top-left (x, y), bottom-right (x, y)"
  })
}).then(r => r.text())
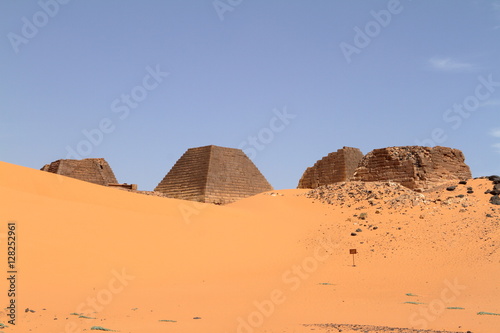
top-left (154, 145), bottom-right (273, 204)
top-left (41, 158), bottom-right (118, 186)
top-left (297, 147), bottom-right (364, 189)
top-left (353, 146), bottom-right (472, 191)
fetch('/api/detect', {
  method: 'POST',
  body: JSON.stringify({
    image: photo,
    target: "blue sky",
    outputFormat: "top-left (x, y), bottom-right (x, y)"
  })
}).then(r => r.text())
top-left (1, 0), bottom-right (499, 190)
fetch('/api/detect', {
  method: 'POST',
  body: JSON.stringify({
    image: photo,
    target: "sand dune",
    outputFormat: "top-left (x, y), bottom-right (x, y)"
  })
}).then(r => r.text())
top-left (0, 161), bottom-right (498, 333)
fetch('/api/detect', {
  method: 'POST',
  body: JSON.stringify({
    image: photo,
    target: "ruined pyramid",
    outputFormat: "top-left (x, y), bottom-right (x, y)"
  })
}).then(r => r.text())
top-left (40, 158), bottom-right (118, 186)
top-left (154, 145), bottom-right (273, 204)
top-left (297, 146), bottom-right (364, 189)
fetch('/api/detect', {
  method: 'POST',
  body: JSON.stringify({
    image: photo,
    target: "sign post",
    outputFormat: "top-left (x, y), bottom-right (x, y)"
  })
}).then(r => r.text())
top-left (349, 249), bottom-right (357, 267)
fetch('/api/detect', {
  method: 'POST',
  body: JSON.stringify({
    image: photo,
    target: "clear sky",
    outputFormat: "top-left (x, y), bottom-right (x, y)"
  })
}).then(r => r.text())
top-left (1, 0), bottom-right (499, 190)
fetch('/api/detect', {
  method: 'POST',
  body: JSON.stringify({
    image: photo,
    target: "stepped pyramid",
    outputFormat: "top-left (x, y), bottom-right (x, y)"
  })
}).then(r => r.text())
top-left (298, 147), bottom-right (364, 189)
top-left (41, 158), bottom-right (118, 186)
top-left (154, 145), bottom-right (273, 204)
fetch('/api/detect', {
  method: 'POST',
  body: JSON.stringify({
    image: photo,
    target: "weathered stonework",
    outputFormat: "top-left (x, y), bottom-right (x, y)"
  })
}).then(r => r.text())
top-left (297, 147), bottom-right (364, 189)
top-left (41, 158), bottom-right (118, 186)
top-left (154, 145), bottom-right (273, 204)
top-left (352, 146), bottom-right (472, 191)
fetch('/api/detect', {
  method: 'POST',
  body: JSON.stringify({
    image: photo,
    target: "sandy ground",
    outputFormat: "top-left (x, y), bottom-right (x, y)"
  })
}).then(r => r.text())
top-left (0, 161), bottom-right (498, 333)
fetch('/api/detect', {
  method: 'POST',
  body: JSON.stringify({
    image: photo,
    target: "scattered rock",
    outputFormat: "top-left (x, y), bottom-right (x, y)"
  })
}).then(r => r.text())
top-left (355, 228), bottom-right (362, 232)
top-left (490, 195), bottom-right (500, 205)
top-left (350, 232), bottom-right (357, 236)
top-left (306, 181), bottom-right (427, 208)
top-left (459, 180), bottom-right (467, 185)
top-left (488, 175), bottom-right (500, 182)
top-left (446, 186), bottom-right (457, 191)
top-left (304, 323), bottom-right (468, 333)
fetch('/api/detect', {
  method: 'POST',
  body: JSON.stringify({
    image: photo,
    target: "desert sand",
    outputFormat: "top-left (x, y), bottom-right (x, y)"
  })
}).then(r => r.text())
top-left (0, 161), bottom-right (498, 333)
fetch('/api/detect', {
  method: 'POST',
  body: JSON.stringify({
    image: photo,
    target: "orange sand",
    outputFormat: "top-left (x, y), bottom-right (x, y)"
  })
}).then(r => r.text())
top-left (0, 161), bottom-right (498, 333)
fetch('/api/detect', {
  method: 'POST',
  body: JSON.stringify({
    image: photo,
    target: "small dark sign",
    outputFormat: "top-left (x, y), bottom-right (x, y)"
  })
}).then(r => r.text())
top-left (350, 249), bottom-right (357, 267)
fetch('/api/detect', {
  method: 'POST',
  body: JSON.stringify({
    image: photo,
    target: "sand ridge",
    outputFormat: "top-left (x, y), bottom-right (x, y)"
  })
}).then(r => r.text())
top-left (0, 161), bottom-right (498, 333)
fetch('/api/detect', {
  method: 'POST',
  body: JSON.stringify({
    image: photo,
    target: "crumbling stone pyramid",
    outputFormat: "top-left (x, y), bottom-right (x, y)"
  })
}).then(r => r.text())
top-left (154, 145), bottom-right (273, 204)
top-left (352, 146), bottom-right (472, 191)
top-left (297, 147), bottom-right (364, 189)
top-left (41, 158), bottom-right (118, 186)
